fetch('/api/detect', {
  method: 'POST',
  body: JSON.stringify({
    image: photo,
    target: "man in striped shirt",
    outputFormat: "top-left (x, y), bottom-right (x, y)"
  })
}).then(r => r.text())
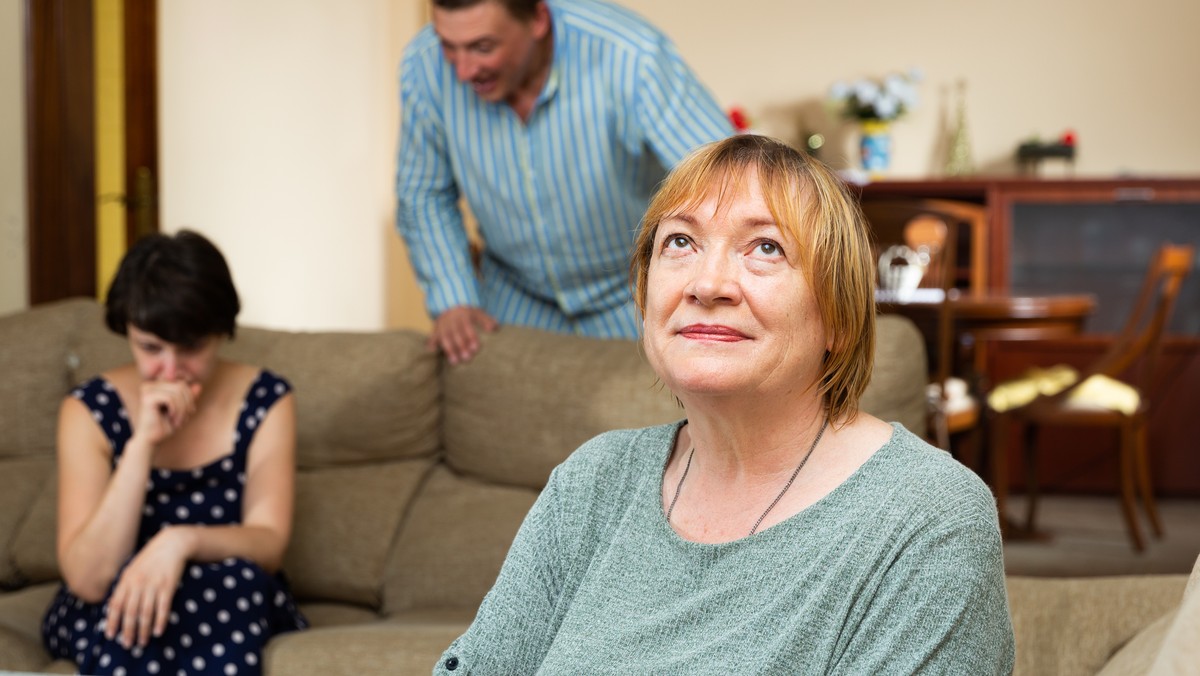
top-left (396, 0), bottom-right (731, 363)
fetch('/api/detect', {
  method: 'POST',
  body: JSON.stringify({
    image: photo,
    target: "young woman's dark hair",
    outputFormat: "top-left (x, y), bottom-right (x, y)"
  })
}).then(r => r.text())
top-left (104, 230), bottom-right (240, 345)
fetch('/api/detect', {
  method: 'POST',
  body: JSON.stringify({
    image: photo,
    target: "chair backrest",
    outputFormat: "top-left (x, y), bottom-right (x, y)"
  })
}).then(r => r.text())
top-left (1091, 243), bottom-right (1196, 391)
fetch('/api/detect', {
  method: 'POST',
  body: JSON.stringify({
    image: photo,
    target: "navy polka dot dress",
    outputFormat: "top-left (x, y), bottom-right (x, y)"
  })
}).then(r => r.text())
top-left (42, 370), bottom-right (308, 675)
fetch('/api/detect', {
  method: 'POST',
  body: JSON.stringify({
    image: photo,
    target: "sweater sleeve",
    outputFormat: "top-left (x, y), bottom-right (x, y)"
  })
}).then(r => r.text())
top-left (829, 486), bottom-right (1016, 675)
top-left (432, 475), bottom-right (568, 675)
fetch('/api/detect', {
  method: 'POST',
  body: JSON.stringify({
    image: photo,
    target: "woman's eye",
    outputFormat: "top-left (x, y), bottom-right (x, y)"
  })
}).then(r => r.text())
top-left (664, 235), bottom-right (690, 250)
top-left (756, 240), bottom-right (784, 257)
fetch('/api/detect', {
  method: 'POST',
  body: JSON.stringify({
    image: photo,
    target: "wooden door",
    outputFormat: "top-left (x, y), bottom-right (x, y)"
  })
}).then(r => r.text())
top-left (24, 0), bottom-right (158, 305)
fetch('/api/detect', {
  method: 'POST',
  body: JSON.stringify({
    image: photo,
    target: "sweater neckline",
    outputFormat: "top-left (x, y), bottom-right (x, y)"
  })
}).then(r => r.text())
top-left (653, 420), bottom-right (903, 548)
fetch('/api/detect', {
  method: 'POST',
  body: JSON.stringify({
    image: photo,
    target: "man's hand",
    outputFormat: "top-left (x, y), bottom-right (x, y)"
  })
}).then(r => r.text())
top-left (428, 306), bottom-right (498, 365)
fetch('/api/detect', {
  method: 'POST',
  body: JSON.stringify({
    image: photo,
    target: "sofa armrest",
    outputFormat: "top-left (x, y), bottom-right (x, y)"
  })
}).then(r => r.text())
top-left (1007, 574), bottom-right (1187, 676)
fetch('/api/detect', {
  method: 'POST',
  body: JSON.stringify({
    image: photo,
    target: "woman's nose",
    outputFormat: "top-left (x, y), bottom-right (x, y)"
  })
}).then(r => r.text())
top-left (160, 352), bottom-right (178, 381)
top-left (688, 251), bottom-right (741, 305)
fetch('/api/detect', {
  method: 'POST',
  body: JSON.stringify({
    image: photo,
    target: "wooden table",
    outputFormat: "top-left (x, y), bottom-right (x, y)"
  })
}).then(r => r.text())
top-left (877, 291), bottom-right (1097, 375)
top-left (878, 291), bottom-right (1097, 539)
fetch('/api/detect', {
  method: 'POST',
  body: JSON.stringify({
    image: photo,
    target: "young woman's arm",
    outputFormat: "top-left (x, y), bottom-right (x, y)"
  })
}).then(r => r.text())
top-left (56, 378), bottom-right (199, 603)
top-left (104, 392), bottom-right (297, 648)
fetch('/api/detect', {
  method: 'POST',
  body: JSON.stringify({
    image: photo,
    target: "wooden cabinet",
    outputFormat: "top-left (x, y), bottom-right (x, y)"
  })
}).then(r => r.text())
top-left (858, 178), bottom-right (1200, 495)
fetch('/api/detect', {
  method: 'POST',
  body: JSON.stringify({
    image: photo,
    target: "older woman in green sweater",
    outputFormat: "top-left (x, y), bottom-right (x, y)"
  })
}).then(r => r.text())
top-left (434, 134), bottom-right (1015, 675)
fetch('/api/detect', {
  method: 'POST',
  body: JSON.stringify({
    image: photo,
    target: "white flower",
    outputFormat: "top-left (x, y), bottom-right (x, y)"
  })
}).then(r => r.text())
top-left (829, 80), bottom-right (850, 101)
top-left (853, 80), bottom-right (880, 104)
top-left (874, 95), bottom-right (899, 119)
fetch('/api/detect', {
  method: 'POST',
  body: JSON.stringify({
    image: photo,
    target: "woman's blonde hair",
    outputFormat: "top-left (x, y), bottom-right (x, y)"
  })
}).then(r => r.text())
top-left (631, 134), bottom-right (876, 424)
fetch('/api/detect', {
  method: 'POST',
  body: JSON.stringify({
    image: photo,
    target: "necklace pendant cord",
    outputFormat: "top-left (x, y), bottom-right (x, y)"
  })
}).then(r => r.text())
top-left (666, 416), bottom-right (830, 537)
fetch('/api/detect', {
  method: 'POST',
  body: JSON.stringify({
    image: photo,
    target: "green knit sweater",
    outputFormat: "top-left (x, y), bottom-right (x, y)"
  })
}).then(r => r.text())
top-left (434, 422), bottom-right (1015, 675)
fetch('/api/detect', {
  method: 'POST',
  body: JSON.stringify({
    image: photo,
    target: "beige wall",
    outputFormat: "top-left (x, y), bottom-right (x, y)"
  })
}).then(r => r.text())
top-left (159, 0), bottom-right (428, 331)
top-left (627, 0), bottom-right (1200, 176)
top-left (0, 0), bottom-right (27, 315)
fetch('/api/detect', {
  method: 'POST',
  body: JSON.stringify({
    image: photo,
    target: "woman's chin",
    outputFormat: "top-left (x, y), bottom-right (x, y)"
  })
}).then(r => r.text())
top-left (660, 370), bottom-right (750, 400)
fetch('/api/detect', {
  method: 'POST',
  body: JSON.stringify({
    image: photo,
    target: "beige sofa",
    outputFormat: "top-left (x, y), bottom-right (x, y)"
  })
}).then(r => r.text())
top-left (0, 298), bottom-right (1195, 675)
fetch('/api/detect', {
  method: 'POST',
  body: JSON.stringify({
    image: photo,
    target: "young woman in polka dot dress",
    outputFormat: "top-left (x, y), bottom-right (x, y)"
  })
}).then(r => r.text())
top-left (41, 231), bottom-right (307, 675)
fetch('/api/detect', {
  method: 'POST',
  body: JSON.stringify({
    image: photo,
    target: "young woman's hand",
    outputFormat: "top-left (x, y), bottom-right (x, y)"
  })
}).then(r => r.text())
top-left (133, 380), bottom-right (202, 446)
top-left (103, 526), bottom-right (194, 648)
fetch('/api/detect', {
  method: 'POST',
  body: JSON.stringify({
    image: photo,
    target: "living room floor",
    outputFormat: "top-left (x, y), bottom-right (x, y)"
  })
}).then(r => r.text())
top-left (1002, 494), bottom-right (1200, 577)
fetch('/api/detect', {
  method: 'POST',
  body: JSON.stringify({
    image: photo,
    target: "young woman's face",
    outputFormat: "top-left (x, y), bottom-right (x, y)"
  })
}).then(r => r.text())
top-left (127, 325), bottom-right (222, 385)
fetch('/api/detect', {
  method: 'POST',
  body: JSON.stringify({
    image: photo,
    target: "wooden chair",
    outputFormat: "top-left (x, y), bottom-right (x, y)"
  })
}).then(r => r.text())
top-left (989, 243), bottom-right (1195, 550)
top-left (863, 199), bottom-right (987, 453)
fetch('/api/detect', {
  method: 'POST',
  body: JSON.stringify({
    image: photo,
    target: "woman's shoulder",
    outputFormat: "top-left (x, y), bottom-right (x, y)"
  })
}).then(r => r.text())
top-left (244, 366), bottom-right (292, 398)
top-left (549, 421), bottom-right (680, 491)
top-left (866, 424), bottom-right (998, 523)
top-left (69, 365), bottom-right (135, 408)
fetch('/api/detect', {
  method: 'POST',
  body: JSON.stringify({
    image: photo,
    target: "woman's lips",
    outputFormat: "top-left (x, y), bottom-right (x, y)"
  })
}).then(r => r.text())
top-left (679, 324), bottom-right (748, 341)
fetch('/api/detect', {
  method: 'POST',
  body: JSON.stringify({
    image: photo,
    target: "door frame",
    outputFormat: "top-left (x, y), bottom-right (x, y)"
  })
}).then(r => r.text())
top-left (24, 0), bottom-right (158, 305)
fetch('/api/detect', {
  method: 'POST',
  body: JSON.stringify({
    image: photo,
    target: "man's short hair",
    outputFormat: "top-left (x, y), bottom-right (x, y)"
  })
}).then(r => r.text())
top-left (433, 0), bottom-right (541, 21)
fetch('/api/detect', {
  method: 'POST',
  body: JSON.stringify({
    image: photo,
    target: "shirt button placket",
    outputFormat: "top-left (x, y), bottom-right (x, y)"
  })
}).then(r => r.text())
top-left (521, 124), bottom-right (569, 314)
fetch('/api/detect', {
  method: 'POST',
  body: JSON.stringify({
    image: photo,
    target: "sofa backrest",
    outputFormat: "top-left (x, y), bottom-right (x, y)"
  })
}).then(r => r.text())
top-left (0, 299), bottom-right (108, 588)
top-left (378, 315), bottom-right (930, 614)
top-left (0, 299), bottom-right (930, 618)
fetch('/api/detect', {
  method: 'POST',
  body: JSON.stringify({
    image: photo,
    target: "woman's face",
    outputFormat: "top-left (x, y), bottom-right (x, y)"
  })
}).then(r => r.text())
top-left (128, 325), bottom-right (222, 385)
top-left (642, 170), bottom-right (828, 401)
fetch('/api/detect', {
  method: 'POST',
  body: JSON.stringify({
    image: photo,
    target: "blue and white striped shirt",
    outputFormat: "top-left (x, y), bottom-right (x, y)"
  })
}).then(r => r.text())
top-left (396, 0), bottom-right (731, 338)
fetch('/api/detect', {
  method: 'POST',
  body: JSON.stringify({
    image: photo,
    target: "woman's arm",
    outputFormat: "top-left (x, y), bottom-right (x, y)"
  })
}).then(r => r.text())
top-left (830, 494), bottom-right (1016, 675)
top-left (104, 391), bottom-right (297, 649)
top-left (435, 474), bottom-right (568, 675)
top-left (170, 391), bottom-right (297, 571)
top-left (56, 378), bottom-right (199, 602)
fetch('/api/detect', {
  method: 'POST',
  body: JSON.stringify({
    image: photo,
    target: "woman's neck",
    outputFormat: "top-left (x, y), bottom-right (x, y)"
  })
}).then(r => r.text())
top-left (679, 395), bottom-right (829, 482)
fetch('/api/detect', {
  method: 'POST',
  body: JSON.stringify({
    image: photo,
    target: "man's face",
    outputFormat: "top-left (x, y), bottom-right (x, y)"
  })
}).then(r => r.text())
top-left (432, 1), bottom-right (550, 103)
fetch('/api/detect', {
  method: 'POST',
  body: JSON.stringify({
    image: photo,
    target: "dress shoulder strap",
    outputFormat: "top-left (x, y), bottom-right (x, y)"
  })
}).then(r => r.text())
top-left (70, 376), bottom-right (132, 462)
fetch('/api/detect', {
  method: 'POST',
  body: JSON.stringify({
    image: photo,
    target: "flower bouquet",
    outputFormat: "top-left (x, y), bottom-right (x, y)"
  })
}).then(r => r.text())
top-left (828, 68), bottom-right (923, 123)
top-left (828, 68), bottom-right (923, 174)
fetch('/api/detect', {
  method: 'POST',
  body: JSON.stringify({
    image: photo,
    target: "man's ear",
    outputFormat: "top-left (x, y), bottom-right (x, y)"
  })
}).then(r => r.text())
top-left (529, 1), bottom-right (551, 39)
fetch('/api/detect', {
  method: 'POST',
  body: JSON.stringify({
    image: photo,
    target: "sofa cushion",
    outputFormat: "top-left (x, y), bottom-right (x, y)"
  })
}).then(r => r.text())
top-left (286, 459), bottom-right (434, 608)
top-left (265, 621), bottom-right (465, 676)
top-left (66, 306), bottom-right (135, 383)
top-left (0, 299), bottom-right (90, 460)
top-left (442, 327), bottom-right (682, 489)
top-left (1007, 574), bottom-right (1188, 676)
top-left (0, 625), bottom-right (51, 674)
top-left (0, 459), bottom-right (55, 588)
top-left (1096, 608), bottom-right (1176, 676)
top-left (862, 315), bottom-right (928, 437)
top-left (223, 328), bottom-right (440, 469)
top-left (1146, 554), bottom-right (1200, 675)
top-left (10, 472), bottom-right (58, 584)
top-left (382, 467), bottom-right (538, 615)
top-left (0, 583), bottom-right (60, 672)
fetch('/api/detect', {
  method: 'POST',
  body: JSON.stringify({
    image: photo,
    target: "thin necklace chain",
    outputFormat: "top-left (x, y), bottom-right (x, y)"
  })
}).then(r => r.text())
top-left (666, 416), bottom-right (830, 537)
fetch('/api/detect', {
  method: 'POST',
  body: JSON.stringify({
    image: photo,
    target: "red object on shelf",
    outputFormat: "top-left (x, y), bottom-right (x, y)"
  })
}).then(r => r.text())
top-left (729, 107), bottom-right (750, 133)
top-left (1061, 130), bottom-right (1077, 146)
